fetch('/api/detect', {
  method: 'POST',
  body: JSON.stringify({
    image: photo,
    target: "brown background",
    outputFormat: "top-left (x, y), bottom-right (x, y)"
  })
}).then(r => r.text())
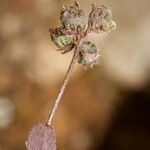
top-left (0, 0), bottom-right (150, 150)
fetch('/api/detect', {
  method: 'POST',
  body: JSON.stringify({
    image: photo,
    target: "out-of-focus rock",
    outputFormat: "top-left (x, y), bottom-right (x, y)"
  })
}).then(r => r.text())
top-left (0, 97), bottom-right (15, 129)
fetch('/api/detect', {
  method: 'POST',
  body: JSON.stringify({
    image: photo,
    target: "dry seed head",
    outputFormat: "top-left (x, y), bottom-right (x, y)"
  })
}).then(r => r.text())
top-left (60, 1), bottom-right (86, 32)
top-left (78, 41), bottom-right (100, 69)
top-left (49, 27), bottom-right (77, 53)
top-left (88, 4), bottom-right (116, 33)
top-left (49, 1), bottom-right (116, 67)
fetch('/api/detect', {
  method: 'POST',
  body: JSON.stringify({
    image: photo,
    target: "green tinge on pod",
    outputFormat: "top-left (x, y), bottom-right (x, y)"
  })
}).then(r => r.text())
top-left (55, 35), bottom-right (74, 48)
top-left (101, 20), bottom-right (117, 32)
top-left (50, 27), bottom-right (78, 53)
top-left (50, 28), bottom-right (78, 48)
top-left (52, 34), bottom-right (77, 53)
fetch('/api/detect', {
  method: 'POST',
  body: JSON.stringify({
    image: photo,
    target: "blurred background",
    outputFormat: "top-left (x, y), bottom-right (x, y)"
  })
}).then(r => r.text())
top-left (0, 0), bottom-right (150, 150)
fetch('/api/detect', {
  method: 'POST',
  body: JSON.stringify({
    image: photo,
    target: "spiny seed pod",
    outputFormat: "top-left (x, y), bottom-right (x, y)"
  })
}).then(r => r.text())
top-left (60, 1), bottom-right (86, 33)
top-left (50, 27), bottom-right (78, 53)
top-left (88, 4), bottom-right (116, 32)
top-left (78, 41), bottom-right (100, 69)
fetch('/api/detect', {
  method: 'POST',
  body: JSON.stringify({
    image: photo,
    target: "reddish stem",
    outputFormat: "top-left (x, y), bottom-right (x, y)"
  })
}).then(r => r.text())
top-left (46, 47), bottom-right (78, 126)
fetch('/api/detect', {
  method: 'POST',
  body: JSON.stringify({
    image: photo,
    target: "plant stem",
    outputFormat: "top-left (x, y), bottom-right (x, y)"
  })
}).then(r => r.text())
top-left (46, 47), bottom-right (78, 127)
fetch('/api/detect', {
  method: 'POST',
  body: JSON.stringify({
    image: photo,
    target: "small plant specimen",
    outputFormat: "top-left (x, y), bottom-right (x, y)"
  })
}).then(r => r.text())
top-left (26, 1), bottom-right (116, 150)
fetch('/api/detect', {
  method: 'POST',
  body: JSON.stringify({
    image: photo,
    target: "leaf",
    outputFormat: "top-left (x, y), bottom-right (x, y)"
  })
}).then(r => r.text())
top-left (26, 124), bottom-right (56, 150)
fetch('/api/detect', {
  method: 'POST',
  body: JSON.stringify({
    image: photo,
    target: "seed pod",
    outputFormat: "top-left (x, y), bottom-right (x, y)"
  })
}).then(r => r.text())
top-left (88, 4), bottom-right (116, 33)
top-left (60, 1), bottom-right (86, 33)
top-left (78, 41), bottom-right (100, 69)
top-left (50, 27), bottom-right (78, 53)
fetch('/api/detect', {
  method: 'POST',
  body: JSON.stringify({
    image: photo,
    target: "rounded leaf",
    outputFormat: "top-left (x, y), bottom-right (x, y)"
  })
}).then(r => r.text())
top-left (26, 124), bottom-right (56, 150)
